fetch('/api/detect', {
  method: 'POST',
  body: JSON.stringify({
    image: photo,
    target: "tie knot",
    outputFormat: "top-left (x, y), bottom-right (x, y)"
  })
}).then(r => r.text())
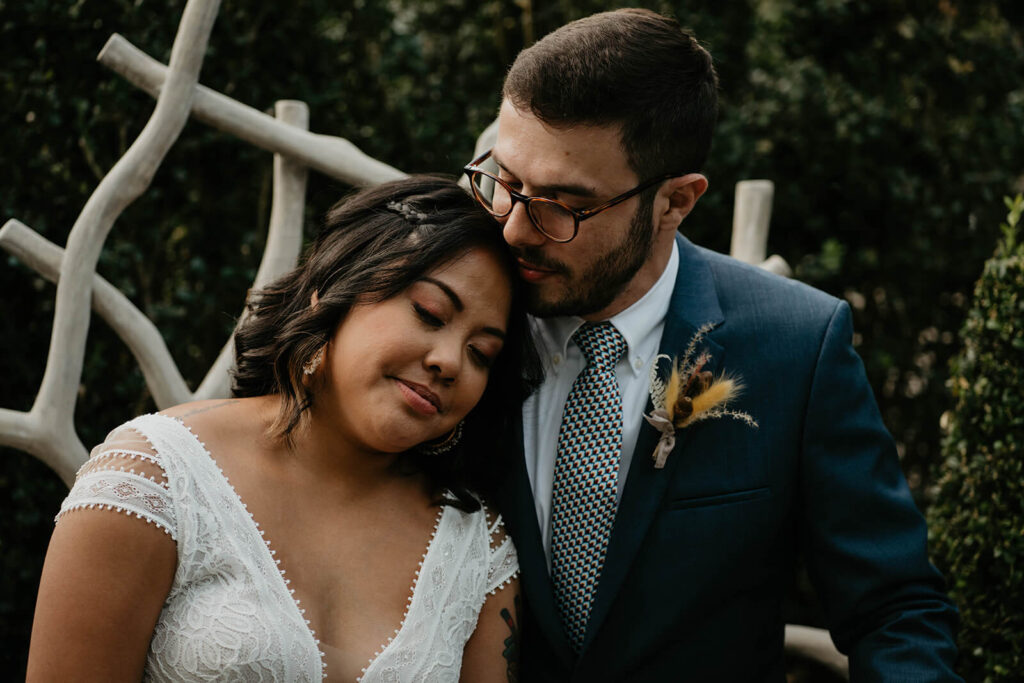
top-left (572, 322), bottom-right (626, 371)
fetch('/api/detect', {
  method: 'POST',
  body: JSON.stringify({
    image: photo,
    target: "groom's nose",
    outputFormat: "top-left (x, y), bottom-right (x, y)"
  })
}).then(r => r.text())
top-left (502, 203), bottom-right (548, 250)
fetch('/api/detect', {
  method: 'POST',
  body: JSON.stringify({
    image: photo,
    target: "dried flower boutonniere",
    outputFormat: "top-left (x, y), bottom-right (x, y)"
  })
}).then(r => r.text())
top-left (644, 323), bottom-right (758, 468)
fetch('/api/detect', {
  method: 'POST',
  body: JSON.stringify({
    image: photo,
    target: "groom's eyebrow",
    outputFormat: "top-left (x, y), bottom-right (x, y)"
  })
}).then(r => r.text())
top-left (421, 277), bottom-right (506, 340)
top-left (492, 151), bottom-right (598, 199)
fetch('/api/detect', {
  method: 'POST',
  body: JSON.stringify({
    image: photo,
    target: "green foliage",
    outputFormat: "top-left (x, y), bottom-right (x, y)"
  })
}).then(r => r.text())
top-left (2, 0), bottom-right (1023, 674)
top-left (707, 0), bottom-right (1024, 499)
top-left (927, 195), bottom-right (1024, 681)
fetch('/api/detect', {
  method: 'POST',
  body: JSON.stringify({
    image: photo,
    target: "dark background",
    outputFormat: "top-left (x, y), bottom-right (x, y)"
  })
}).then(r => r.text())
top-left (2, 0), bottom-right (1022, 677)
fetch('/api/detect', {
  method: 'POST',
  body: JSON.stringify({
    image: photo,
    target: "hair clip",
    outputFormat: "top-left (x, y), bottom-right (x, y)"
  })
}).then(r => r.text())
top-left (386, 200), bottom-right (431, 224)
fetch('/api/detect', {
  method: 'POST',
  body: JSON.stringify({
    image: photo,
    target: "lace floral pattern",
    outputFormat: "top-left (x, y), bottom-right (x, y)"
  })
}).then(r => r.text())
top-left (56, 414), bottom-right (519, 682)
top-left (355, 497), bottom-right (520, 682)
top-left (58, 439), bottom-right (176, 539)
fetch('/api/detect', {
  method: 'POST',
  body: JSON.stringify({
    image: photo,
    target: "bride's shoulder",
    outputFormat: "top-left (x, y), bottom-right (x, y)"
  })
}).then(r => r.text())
top-left (470, 500), bottom-right (519, 594)
top-left (158, 397), bottom-right (266, 448)
top-left (456, 498), bottom-right (513, 552)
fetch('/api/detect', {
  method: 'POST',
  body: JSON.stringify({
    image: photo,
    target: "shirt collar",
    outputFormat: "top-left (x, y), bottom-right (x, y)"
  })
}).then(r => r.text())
top-left (531, 240), bottom-right (680, 377)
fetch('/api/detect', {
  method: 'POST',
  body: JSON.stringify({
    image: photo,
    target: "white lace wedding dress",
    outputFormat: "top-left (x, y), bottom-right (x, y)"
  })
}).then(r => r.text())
top-left (57, 413), bottom-right (519, 682)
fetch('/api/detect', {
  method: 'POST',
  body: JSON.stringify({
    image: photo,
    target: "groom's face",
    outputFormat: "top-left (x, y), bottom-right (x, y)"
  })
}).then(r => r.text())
top-left (491, 100), bottom-right (657, 321)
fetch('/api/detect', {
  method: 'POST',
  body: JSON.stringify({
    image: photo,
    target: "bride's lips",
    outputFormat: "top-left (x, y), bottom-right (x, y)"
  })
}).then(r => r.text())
top-left (517, 258), bottom-right (559, 283)
top-left (395, 379), bottom-right (442, 415)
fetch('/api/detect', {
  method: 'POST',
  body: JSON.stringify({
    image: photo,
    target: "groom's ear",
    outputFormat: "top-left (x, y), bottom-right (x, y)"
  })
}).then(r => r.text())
top-left (655, 173), bottom-right (708, 233)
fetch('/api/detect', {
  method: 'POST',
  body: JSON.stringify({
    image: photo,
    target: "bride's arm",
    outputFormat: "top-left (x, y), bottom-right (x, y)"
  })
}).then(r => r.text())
top-left (461, 504), bottom-right (522, 683)
top-left (27, 430), bottom-right (177, 682)
top-left (460, 577), bottom-right (521, 683)
top-left (27, 509), bottom-right (176, 682)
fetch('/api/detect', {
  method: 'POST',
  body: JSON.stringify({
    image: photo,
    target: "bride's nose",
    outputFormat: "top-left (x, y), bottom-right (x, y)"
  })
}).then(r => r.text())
top-left (424, 338), bottom-right (461, 384)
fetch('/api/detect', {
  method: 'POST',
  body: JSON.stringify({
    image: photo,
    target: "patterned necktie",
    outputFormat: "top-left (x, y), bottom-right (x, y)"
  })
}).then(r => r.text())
top-left (550, 321), bottom-right (627, 652)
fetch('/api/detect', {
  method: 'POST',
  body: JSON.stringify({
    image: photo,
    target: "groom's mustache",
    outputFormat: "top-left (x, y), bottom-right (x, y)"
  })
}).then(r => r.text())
top-left (510, 247), bottom-right (570, 276)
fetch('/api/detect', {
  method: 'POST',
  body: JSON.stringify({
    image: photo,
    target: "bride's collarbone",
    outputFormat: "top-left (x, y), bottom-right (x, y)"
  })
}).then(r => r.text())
top-left (174, 399), bottom-right (441, 648)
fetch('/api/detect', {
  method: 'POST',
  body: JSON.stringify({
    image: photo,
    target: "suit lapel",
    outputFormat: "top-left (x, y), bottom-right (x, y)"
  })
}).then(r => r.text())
top-left (581, 235), bottom-right (725, 653)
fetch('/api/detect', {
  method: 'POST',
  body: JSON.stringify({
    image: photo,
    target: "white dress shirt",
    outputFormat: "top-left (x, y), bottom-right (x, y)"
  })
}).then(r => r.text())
top-left (522, 241), bottom-right (680, 565)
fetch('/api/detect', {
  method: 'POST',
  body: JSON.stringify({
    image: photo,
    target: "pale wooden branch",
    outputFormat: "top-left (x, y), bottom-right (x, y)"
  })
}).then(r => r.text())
top-left (760, 254), bottom-right (792, 277)
top-left (12, 0), bottom-right (221, 482)
top-left (256, 101), bottom-right (311, 288)
top-left (473, 119), bottom-right (499, 161)
top-left (731, 180), bottom-right (774, 265)
top-left (0, 408), bottom-right (39, 455)
top-left (98, 34), bottom-right (406, 187)
top-left (0, 408), bottom-right (86, 487)
top-left (729, 179), bottom-right (792, 277)
top-left (784, 624), bottom-right (850, 679)
top-left (458, 118), bottom-right (499, 193)
top-left (194, 100), bottom-right (310, 400)
top-left (0, 101), bottom-right (312, 410)
top-left (0, 219), bottom-right (192, 409)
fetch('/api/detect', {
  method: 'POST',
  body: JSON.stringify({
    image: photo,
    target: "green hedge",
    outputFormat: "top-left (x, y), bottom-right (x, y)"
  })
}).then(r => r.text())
top-left (927, 195), bottom-right (1024, 681)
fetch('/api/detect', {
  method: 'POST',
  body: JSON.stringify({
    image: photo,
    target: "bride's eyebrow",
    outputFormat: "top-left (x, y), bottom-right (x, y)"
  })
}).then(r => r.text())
top-left (420, 277), bottom-right (463, 311)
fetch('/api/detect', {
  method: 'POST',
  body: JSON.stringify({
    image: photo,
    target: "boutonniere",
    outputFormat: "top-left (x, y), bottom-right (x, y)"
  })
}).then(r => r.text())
top-left (644, 323), bottom-right (758, 469)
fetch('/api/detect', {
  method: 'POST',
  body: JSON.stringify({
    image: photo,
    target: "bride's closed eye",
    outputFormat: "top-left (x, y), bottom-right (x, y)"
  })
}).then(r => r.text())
top-left (468, 345), bottom-right (496, 369)
top-left (413, 302), bottom-right (445, 327)
top-left (415, 301), bottom-right (498, 369)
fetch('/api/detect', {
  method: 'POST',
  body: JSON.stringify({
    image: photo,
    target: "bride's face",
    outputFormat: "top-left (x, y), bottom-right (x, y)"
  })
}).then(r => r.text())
top-left (318, 247), bottom-right (512, 453)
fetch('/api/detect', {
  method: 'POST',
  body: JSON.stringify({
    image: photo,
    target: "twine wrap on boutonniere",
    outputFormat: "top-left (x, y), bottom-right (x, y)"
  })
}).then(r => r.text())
top-left (644, 322), bottom-right (758, 468)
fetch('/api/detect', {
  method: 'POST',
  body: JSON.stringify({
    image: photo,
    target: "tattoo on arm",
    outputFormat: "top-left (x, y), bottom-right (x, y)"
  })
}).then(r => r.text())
top-left (500, 595), bottom-right (521, 683)
top-left (178, 400), bottom-right (238, 418)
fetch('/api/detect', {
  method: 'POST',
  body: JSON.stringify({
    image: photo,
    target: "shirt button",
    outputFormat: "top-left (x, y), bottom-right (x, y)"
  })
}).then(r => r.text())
top-left (552, 354), bottom-right (562, 365)
top-left (634, 357), bottom-right (644, 370)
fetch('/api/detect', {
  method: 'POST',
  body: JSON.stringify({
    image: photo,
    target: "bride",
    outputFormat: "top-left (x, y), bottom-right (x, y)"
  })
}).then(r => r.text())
top-left (27, 176), bottom-right (541, 682)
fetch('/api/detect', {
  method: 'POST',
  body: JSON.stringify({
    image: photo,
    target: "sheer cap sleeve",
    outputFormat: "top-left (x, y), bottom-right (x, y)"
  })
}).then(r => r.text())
top-left (56, 425), bottom-right (176, 540)
top-left (484, 506), bottom-right (519, 595)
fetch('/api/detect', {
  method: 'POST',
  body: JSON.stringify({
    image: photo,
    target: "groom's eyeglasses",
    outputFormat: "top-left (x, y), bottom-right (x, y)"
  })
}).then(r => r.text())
top-left (463, 149), bottom-right (681, 244)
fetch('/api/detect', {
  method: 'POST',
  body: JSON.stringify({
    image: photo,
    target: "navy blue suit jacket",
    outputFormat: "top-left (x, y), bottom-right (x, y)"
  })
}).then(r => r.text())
top-left (496, 235), bottom-right (960, 681)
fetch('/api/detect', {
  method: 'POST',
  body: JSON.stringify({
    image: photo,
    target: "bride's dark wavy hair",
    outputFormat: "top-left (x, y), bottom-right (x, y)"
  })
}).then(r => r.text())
top-left (231, 175), bottom-right (542, 510)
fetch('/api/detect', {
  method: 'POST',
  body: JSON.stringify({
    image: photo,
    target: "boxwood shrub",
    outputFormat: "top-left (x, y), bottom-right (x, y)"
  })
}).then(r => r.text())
top-left (927, 195), bottom-right (1024, 681)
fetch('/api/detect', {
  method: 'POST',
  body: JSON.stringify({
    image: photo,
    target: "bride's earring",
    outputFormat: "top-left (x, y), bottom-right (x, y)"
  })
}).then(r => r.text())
top-left (303, 346), bottom-right (325, 376)
top-left (418, 421), bottom-right (464, 456)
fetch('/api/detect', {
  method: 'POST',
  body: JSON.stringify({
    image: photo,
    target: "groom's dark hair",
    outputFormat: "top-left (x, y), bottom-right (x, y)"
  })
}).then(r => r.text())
top-left (503, 8), bottom-right (719, 181)
top-left (232, 175), bottom-right (542, 511)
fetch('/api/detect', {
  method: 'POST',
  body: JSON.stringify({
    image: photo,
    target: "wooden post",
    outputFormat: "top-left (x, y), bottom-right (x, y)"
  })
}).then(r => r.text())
top-left (730, 179), bottom-right (775, 265)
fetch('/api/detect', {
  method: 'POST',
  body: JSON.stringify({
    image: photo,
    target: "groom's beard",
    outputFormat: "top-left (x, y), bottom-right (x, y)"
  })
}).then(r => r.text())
top-left (516, 198), bottom-right (655, 318)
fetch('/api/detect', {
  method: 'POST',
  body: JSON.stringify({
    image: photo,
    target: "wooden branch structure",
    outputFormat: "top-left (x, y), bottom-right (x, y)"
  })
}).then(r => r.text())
top-left (0, 219), bottom-right (192, 409)
top-left (97, 34), bottom-right (405, 187)
top-left (731, 180), bottom-right (791, 276)
top-left (0, 100), bottom-right (312, 411)
top-left (193, 99), bottom-right (310, 401)
top-left (0, 0), bottom-right (222, 485)
top-left (2, 2), bottom-right (835, 675)
top-left (0, 2), bottom-right (406, 485)
top-left (785, 625), bottom-right (850, 679)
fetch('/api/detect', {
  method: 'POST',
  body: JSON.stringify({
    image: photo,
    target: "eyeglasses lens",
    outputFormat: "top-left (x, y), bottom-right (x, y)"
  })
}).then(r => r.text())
top-left (527, 201), bottom-right (576, 241)
top-left (469, 172), bottom-right (499, 214)
top-left (469, 170), bottom-right (576, 241)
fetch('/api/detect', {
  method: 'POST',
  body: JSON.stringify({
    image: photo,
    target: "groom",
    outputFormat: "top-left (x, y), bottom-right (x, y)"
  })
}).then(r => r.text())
top-left (472, 8), bottom-right (961, 681)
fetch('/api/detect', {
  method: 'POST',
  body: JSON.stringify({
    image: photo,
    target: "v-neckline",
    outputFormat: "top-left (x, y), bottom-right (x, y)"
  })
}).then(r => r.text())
top-left (356, 504), bottom-right (446, 681)
top-left (165, 414), bottom-right (448, 682)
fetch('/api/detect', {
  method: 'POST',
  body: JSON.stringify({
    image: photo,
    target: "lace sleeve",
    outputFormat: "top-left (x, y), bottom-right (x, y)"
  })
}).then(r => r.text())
top-left (484, 507), bottom-right (519, 595)
top-left (56, 425), bottom-right (176, 540)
